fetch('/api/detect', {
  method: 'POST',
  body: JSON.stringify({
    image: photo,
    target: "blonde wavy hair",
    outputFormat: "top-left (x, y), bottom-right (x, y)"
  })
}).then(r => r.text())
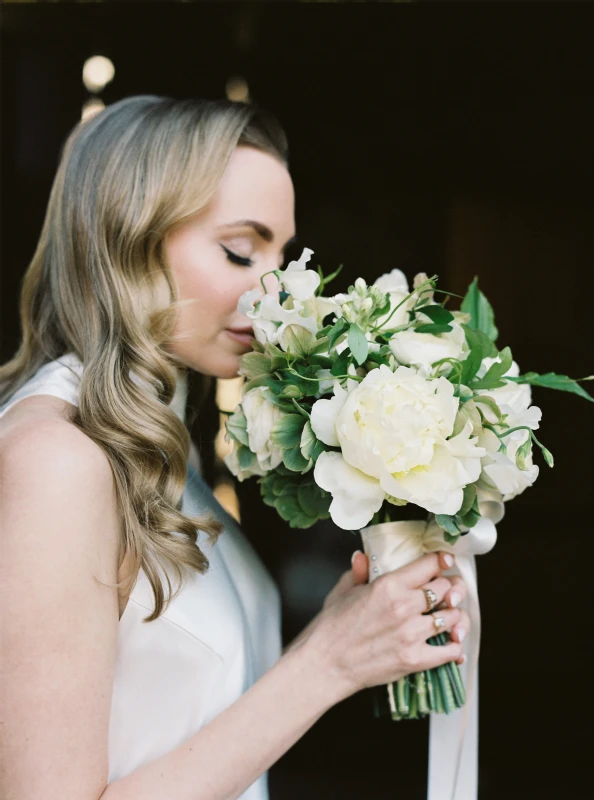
top-left (0, 95), bottom-right (289, 621)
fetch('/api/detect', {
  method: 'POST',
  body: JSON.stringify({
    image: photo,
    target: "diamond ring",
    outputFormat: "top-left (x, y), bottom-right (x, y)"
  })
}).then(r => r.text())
top-left (432, 614), bottom-right (446, 632)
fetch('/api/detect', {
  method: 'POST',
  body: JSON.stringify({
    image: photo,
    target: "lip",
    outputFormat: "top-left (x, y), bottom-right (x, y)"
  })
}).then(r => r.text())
top-left (225, 328), bottom-right (255, 347)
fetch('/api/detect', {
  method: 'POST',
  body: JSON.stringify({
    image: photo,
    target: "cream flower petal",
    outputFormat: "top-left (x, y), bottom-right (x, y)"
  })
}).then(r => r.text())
top-left (310, 383), bottom-right (349, 447)
top-left (314, 451), bottom-right (385, 530)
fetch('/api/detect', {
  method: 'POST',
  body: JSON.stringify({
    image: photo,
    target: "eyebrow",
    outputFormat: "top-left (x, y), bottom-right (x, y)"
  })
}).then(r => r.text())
top-left (216, 219), bottom-right (297, 250)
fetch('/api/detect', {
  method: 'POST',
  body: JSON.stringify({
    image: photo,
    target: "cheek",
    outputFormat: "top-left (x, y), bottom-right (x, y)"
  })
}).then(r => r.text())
top-left (174, 260), bottom-right (250, 333)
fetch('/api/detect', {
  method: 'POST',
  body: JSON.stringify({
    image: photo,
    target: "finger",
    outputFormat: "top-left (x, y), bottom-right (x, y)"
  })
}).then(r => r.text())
top-left (412, 576), bottom-right (453, 613)
top-left (421, 608), bottom-right (462, 641)
top-left (419, 640), bottom-right (466, 672)
top-left (328, 570), bottom-right (356, 599)
top-left (351, 550), bottom-right (369, 585)
top-left (444, 574), bottom-right (467, 609)
top-left (398, 552), bottom-right (454, 590)
top-left (450, 609), bottom-right (470, 645)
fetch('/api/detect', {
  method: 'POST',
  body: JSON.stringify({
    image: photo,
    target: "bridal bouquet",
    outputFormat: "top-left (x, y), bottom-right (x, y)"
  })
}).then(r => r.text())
top-left (224, 246), bottom-right (593, 720)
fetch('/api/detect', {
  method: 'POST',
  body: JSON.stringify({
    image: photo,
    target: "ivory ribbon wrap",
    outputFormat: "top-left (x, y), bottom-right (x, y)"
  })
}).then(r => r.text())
top-left (360, 506), bottom-right (501, 800)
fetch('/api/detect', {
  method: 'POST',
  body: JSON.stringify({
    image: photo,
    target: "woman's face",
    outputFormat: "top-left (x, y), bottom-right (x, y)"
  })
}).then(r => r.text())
top-left (163, 145), bottom-right (296, 378)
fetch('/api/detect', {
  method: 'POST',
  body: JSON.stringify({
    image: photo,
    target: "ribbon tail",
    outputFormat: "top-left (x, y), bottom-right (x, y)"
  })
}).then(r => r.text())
top-left (427, 553), bottom-right (481, 800)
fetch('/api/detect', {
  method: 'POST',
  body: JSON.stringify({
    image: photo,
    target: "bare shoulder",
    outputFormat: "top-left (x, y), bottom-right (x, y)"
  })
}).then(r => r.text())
top-left (0, 403), bottom-right (123, 796)
top-left (0, 402), bottom-right (121, 584)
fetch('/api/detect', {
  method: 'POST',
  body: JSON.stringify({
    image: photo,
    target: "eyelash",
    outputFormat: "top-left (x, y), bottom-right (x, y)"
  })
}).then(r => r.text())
top-left (220, 244), bottom-right (253, 267)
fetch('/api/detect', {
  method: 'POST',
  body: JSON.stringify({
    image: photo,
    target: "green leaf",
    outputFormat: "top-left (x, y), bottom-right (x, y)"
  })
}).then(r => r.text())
top-left (327, 317), bottom-right (349, 349)
top-left (297, 481), bottom-right (331, 518)
top-left (435, 514), bottom-right (462, 536)
top-left (443, 530), bottom-right (461, 546)
top-left (282, 445), bottom-right (311, 473)
top-left (265, 342), bottom-right (290, 371)
top-left (417, 304), bottom-right (455, 325)
top-left (276, 494), bottom-right (303, 522)
top-left (459, 347), bottom-right (483, 386)
top-left (281, 325), bottom-right (316, 358)
top-left (460, 498), bottom-right (481, 529)
top-left (462, 324), bottom-right (498, 360)
top-left (414, 323), bottom-right (454, 335)
top-left (507, 372), bottom-right (594, 403)
top-left (330, 348), bottom-right (351, 377)
top-left (270, 414), bottom-right (307, 449)
top-left (459, 484), bottom-right (477, 518)
top-left (460, 277), bottom-right (498, 342)
top-left (238, 352), bottom-right (271, 380)
top-left (471, 346), bottom-right (513, 390)
top-left (310, 337), bottom-right (331, 356)
top-left (300, 421), bottom-right (326, 463)
top-left (242, 374), bottom-right (272, 394)
top-left (225, 407), bottom-right (249, 447)
top-left (237, 445), bottom-right (258, 471)
top-left (348, 324), bottom-right (369, 366)
top-left (309, 354), bottom-right (334, 369)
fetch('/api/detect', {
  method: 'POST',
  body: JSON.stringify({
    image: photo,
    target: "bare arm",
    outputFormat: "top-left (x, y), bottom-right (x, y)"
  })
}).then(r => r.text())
top-left (1, 422), bottom-right (468, 800)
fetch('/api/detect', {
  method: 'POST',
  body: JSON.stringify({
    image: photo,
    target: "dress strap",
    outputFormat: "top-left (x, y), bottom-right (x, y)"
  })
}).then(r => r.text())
top-left (0, 354), bottom-right (83, 419)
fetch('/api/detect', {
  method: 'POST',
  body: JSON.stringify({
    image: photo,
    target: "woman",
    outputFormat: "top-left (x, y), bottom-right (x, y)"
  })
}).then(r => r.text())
top-left (0, 96), bottom-right (469, 800)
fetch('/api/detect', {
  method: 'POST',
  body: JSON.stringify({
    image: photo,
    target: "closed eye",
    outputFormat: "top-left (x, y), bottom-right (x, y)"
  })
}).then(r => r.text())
top-left (220, 244), bottom-right (253, 267)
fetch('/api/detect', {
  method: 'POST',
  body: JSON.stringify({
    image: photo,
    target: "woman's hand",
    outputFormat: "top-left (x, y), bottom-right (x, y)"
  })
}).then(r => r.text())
top-left (304, 551), bottom-right (470, 701)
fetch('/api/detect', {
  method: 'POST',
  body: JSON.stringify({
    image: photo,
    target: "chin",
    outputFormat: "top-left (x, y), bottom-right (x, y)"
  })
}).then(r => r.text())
top-left (187, 353), bottom-right (243, 380)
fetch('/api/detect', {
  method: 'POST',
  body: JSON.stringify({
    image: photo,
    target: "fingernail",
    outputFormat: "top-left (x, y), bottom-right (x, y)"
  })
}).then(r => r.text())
top-left (443, 553), bottom-right (454, 567)
top-left (450, 592), bottom-right (461, 607)
top-left (457, 627), bottom-right (467, 643)
top-left (351, 550), bottom-right (362, 565)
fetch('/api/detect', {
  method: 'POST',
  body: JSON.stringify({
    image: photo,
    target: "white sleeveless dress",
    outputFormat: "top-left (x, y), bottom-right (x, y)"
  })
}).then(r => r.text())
top-left (0, 353), bottom-right (282, 798)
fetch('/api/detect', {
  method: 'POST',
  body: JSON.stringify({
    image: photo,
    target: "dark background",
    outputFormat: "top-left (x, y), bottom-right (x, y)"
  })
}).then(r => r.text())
top-left (2, 2), bottom-right (593, 798)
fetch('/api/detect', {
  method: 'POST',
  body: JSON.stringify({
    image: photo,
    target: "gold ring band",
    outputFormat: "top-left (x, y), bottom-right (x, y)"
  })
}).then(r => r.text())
top-left (422, 587), bottom-right (438, 613)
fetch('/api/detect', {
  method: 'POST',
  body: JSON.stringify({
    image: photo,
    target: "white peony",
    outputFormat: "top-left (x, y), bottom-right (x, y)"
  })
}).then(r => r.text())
top-left (389, 319), bottom-right (469, 378)
top-left (312, 365), bottom-right (486, 528)
top-left (241, 386), bottom-right (284, 471)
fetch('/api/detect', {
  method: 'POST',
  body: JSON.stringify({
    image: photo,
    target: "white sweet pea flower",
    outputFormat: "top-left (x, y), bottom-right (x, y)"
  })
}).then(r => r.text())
top-left (314, 451), bottom-right (385, 530)
top-left (312, 365), bottom-right (485, 526)
top-left (239, 291), bottom-right (318, 345)
top-left (476, 359), bottom-right (542, 431)
top-left (478, 427), bottom-right (539, 501)
top-left (374, 268), bottom-right (409, 294)
top-left (237, 288), bottom-right (263, 316)
top-left (242, 387), bottom-right (284, 471)
top-left (389, 321), bottom-right (469, 378)
top-left (280, 247), bottom-right (320, 301)
top-left (373, 269), bottom-right (414, 328)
